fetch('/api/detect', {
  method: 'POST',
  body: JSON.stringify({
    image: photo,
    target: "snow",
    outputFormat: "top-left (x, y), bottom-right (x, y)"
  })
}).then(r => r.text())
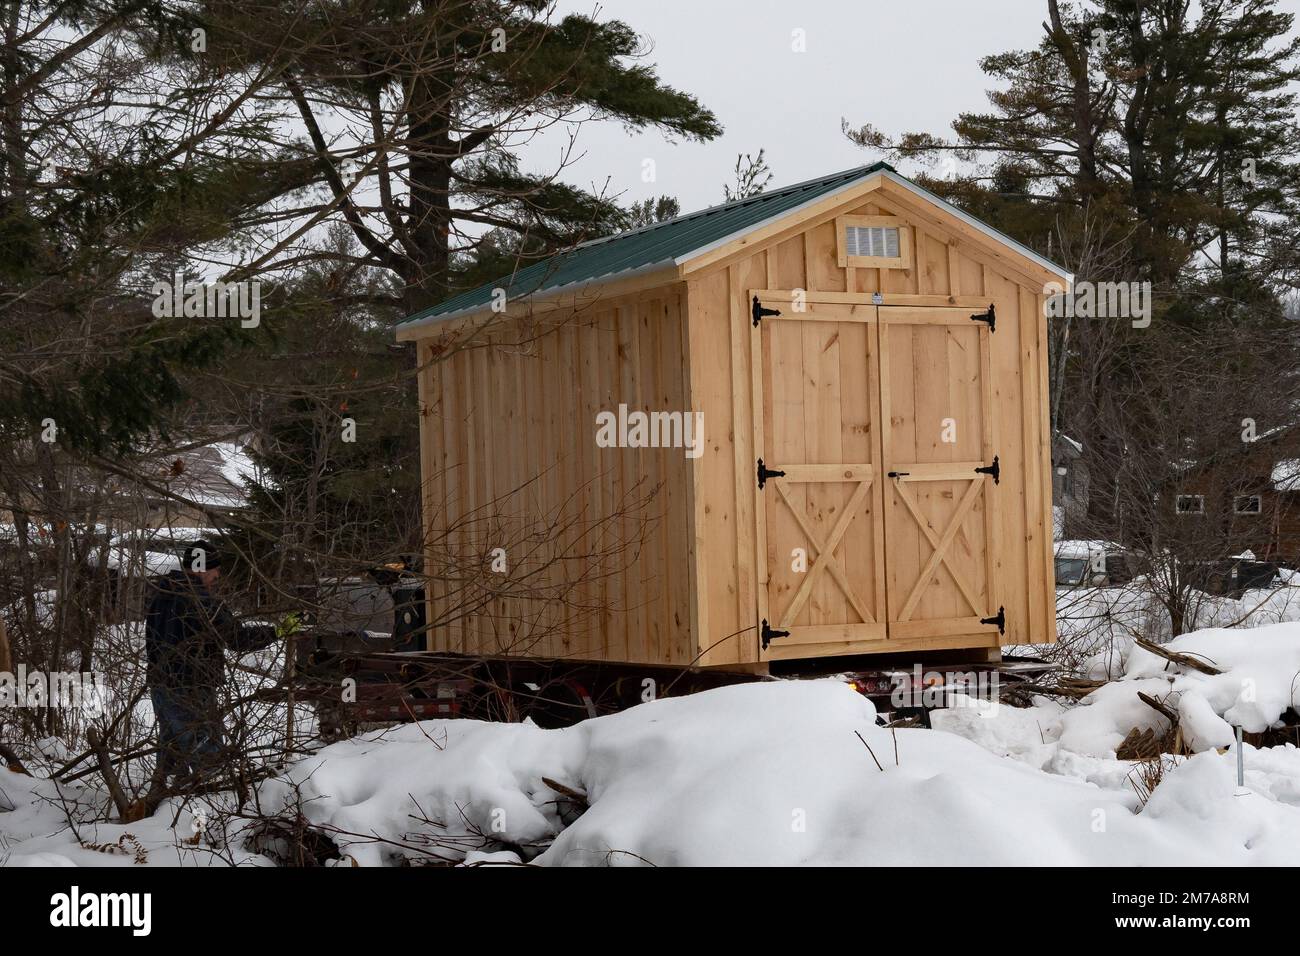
top-left (1054, 678), bottom-right (1176, 758)
top-left (5, 623), bottom-right (1300, 866)
top-left (211, 442), bottom-right (257, 490)
top-left (1125, 624), bottom-right (1300, 735)
top-left (252, 677), bottom-right (1300, 865)
top-left (1271, 458), bottom-right (1300, 492)
top-left (1049, 574), bottom-right (1300, 679)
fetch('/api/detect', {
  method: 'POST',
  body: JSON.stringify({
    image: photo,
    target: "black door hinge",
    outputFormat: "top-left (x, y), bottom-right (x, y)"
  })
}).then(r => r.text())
top-left (757, 458), bottom-right (786, 489)
top-left (974, 455), bottom-right (1000, 484)
top-left (752, 295), bottom-right (781, 327)
top-left (980, 606), bottom-right (1006, 635)
top-left (761, 619), bottom-right (790, 649)
top-left (970, 304), bottom-right (995, 332)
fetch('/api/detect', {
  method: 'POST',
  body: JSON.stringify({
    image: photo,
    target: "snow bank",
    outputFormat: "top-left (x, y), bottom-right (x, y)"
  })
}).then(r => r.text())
top-left (1125, 623), bottom-right (1300, 735)
top-left (996, 622), bottom-right (1300, 765)
top-left (257, 680), bottom-right (1300, 866)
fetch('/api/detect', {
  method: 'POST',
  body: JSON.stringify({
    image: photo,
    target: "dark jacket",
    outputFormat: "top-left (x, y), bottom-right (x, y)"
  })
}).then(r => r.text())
top-left (145, 570), bottom-right (277, 692)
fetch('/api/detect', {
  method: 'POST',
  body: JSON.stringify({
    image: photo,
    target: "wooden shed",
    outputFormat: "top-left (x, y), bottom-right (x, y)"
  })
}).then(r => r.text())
top-left (396, 162), bottom-right (1068, 670)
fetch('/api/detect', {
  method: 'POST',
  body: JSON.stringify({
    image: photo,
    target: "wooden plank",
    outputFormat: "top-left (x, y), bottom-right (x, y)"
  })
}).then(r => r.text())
top-left (913, 226), bottom-right (930, 291)
top-left (771, 464), bottom-right (876, 482)
top-left (729, 258), bottom-right (764, 661)
top-left (764, 626), bottom-right (996, 661)
top-left (887, 617), bottom-right (999, 641)
top-left (769, 623), bottom-right (888, 645)
top-left (686, 273), bottom-right (732, 663)
top-left (750, 285), bottom-right (771, 658)
top-left (752, 290), bottom-right (991, 308)
top-left (838, 317), bottom-right (875, 625)
top-left (773, 235), bottom-right (806, 291)
top-left (867, 308), bottom-right (889, 626)
top-left (599, 309), bottom-right (626, 663)
top-left (674, 292), bottom-right (701, 664)
top-left (578, 316), bottom-right (603, 659)
top-left (1020, 285), bottom-right (1049, 646)
top-left (979, 322), bottom-right (998, 641)
top-left (773, 310), bottom-right (809, 627)
top-left (640, 299), bottom-right (667, 663)
top-left (986, 271), bottom-right (1030, 648)
top-left (618, 302), bottom-right (647, 665)
top-left (889, 462), bottom-right (985, 481)
top-left (663, 295), bottom-right (694, 665)
top-left (542, 325), bottom-right (567, 658)
top-left (415, 348), bottom-right (438, 651)
top-left (1034, 292), bottom-right (1058, 645)
top-left (756, 307), bottom-right (876, 323)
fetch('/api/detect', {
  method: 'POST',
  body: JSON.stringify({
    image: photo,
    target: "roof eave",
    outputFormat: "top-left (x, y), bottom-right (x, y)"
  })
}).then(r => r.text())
top-left (394, 258), bottom-right (682, 340)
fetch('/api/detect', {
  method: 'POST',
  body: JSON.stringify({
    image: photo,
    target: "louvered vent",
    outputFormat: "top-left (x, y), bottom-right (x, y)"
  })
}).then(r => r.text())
top-left (845, 225), bottom-right (900, 258)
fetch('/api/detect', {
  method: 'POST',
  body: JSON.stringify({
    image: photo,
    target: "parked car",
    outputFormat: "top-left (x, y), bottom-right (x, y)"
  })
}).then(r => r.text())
top-left (1185, 556), bottom-right (1278, 599)
top-left (1054, 541), bottom-right (1137, 589)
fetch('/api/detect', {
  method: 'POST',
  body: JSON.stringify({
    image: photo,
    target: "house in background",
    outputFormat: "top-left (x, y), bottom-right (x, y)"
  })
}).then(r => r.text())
top-left (1172, 425), bottom-right (1300, 566)
top-left (79, 437), bottom-right (261, 532)
top-left (140, 439), bottom-right (261, 529)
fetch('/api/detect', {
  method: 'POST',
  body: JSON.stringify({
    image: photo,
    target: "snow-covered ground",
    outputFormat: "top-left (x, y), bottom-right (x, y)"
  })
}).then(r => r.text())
top-left (3, 619), bottom-right (1300, 866)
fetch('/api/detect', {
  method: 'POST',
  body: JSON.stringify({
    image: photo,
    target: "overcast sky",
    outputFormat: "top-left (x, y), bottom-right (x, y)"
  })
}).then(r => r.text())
top-left (521, 0), bottom-right (1300, 215)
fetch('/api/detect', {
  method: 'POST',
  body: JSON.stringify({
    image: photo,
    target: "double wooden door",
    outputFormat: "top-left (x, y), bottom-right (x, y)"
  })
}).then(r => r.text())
top-left (751, 293), bottom-right (1001, 659)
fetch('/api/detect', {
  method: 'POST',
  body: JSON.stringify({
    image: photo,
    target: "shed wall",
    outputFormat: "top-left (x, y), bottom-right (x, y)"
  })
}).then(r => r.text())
top-left (415, 287), bottom-right (697, 664)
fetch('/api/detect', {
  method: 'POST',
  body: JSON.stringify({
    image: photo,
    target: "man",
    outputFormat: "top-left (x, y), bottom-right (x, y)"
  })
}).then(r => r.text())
top-left (145, 539), bottom-right (279, 787)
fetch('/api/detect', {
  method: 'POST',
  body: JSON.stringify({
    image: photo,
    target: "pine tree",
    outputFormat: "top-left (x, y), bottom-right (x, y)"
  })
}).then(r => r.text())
top-left (846, 0), bottom-right (1300, 288)
top-left (845, 0), bottom-right (1300, 543)
top-left (0, 0), bottom-right (293, 454)
top-left (196, 0), bottom-right (722, 314)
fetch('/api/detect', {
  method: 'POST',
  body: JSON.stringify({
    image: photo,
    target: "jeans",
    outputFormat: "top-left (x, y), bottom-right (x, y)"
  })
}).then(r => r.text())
top-left (150, 686), bottom-right (223, 779)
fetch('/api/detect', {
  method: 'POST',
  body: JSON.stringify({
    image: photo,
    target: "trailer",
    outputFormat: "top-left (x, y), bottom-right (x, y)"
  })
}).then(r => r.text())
top-left (291, 644), bottom-right (1058, 735)
top-left (395, 162), bottom-right (1069, 672)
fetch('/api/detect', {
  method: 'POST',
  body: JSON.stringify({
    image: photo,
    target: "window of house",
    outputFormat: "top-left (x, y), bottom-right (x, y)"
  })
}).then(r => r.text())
top-left (836, 215), bottom-right (912, 270)
top-left (1234, 495), bottom-right (1262, 515)
top-left (1176, 494), bottom-right (1205, 515)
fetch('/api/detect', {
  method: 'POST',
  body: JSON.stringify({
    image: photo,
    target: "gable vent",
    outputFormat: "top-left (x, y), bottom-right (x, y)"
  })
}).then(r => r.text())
top-left (845, 225), bottom-right (900, 259)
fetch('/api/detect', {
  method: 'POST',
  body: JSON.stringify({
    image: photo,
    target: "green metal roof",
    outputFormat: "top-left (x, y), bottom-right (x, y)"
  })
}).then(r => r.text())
top-left (396, 161), bottom-right (1071, 334)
